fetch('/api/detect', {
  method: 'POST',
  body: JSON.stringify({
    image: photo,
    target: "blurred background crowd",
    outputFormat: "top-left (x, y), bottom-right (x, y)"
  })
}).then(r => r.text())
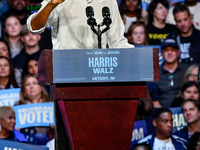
top-left (0, 0), bottom-right (200, 149)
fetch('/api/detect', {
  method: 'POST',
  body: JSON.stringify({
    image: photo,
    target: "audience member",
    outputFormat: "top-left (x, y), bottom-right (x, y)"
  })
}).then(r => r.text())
top-left (0, 38), bottom-right (22, 85)
top-left (15, 74), bottom-right (51, 145)
top-left (167, 3), bottom-right (200, 64)
top-left (0, 56), bottom-right (19, 89)
top-left (13, 26), bottom-right (41, 70)
top-left (22, 56), bottom-right (38, 79)
top-left (148, 38), bottom-right (189, 107)
top-left (3, 0), bottom-right (30, 25)
top-left (127, 21), bottom-right (149, 45)
top-left (166, 0), bottom-right (200, 31)
top-left (135, 88), bottom-right (154, 121)
top-left (16, 74), bottom-right (49, 105)
top-left (182, 64), bottom-right (199, 85)
top-left (171, 81), bottom-right (199, 107)
top-left (119, 0), bottom-right (148, 35)
top-left (0, 106), bottom-right (27, 142)
top-left (1, 0), bottom-right (52, 50)
top-left (187, 131), bottom-right (200, 150)
top-left (174, 99), bottom-right (200, 142)
top-left (2, 15), bottom-right (23, 58)
top-left (0, 38), bottom-right (11, 58)
top-left (138, 107), bottom-right (187, 149)
top-left (146, 0), bottom-right (177, 45)
top-left (131, 142), bottom-right (152, 150)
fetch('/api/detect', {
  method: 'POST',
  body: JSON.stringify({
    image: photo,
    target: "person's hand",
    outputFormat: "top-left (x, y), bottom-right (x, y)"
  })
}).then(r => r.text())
top-left (15, 127), bottom-right (20, 131)
top-left (51, 0), bottom-right (65, 5)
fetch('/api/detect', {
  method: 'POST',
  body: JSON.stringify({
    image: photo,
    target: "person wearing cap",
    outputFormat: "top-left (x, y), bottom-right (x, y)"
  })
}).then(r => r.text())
top-left (12, 26), bottom-right (42, 71)
top-left (148, 38), bottom-right (189, 107)
top-left (167, 3), bottom-right (200, 64)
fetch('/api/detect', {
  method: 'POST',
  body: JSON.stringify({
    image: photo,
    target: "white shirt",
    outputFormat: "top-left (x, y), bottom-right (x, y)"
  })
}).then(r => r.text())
top-left (46, 138), bottom-right (55, 150)
top-left (124, 15), bottom-right (137, 33)
top-left (166, 2), bottom-right (200, 30)
top-left (27, 0), bottom-right (134, 50)
top-left (153, 137), bottom-right (175, 150)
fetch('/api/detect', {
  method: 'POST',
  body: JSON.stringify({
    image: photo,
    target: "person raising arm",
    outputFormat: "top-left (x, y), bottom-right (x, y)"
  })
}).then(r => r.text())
top-left (30, 0), bottom-right (64, 30)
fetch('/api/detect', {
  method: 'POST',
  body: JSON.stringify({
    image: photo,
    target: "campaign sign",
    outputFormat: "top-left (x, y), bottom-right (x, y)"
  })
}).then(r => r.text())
top-left (13, 103), bottom-right (54, 129)
top-left (170, 107), bottom-right (187, 132)
top-left (130, 120), bottom-right (148, 148)
top-left (145, 107), bottom-right (187, 135)
top-left (53, 48), bottom-right (155, 83)
top-left (0, 88), bottom-right (20, 106)
top-left (0, 139), bottom-right (48, 150)
top-left (141, 0), bottom-right (151, 11)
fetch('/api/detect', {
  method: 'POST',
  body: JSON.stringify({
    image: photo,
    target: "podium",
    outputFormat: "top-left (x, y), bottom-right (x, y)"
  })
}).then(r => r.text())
top-left (38, 48), bottom-right (159, 150)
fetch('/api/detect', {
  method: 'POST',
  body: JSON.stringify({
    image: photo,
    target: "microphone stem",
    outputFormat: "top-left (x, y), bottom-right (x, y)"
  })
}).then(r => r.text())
top-left (97, 24), bottom-right (102, 49)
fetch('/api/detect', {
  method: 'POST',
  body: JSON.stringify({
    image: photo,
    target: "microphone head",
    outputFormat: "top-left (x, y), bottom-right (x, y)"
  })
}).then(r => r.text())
top-left (86, 6), bottom-right (94, 18)
top-left (102, 7), bottom-right (112, 26)
top-left (102, 7), bottom-right (110, 18)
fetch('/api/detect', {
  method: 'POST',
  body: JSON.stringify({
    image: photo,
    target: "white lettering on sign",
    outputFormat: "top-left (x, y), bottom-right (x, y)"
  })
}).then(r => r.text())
top-left (4, 147), bottom-right (23, 150)
top-left (131, 128), bottom-right (144, 141)
top-left (0, 99), bottom-right (19, 107)
top-left (18, 111), bottom-right (53, 125)
top-left (88, 57), bottom-right (118, 68)
top-left (172, 114), bottom-right (187, 128)
top-left (88, 57), bottom-right (118, 74)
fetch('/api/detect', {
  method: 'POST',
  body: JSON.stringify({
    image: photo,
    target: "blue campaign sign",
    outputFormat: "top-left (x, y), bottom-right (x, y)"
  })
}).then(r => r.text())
top-left (13, 103), bottom-right (54, 129)
top-left (141, 0), bottom-right (151, 11)
top-left (0, 88), bottom-right (20, 106)
top-left (170, 107), bottom-right (187, 132)
top-left (0, 139), bottom-right (49, 150)
top-left (130, 120), bottom-right (148, 148)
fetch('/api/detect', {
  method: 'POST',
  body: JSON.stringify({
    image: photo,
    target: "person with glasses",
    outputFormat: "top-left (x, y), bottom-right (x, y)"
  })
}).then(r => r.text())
top-left (181, 64), bottom-right (199, 85)
top-left (147, 38), bottom-right (189, 107)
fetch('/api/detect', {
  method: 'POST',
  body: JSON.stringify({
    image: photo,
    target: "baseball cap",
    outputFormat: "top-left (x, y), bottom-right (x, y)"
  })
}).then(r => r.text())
top-left (161, 38), bottom-right (179, 50)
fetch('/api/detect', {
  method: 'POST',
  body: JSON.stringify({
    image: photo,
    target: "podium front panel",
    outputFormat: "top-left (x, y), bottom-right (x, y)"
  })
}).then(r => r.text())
top-left (52, 48), bottom-right (156, 83)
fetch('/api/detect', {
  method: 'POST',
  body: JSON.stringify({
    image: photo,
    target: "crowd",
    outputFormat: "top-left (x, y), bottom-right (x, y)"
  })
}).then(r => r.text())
top-left (0, 0), bottom-right (200, 149)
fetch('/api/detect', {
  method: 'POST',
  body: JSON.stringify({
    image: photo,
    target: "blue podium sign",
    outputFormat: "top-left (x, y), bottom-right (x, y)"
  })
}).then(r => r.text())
top-left (53, 48), bottom-right (155, 83)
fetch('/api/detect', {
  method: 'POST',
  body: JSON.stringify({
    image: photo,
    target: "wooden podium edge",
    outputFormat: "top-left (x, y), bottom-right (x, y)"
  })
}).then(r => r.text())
top-left (153, 48), bottom-right (159, 81)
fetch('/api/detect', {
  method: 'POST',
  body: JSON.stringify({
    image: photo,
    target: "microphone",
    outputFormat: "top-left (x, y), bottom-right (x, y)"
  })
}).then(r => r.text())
top-left (86, 6), bottom-right (97, 26)
top-left (102, 7), bottom-right (112, 26)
